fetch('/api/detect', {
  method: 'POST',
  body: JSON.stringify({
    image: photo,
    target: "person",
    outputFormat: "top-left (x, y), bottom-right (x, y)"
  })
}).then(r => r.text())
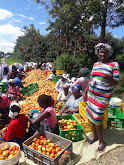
top-left (3, 102), bottom-right (28, 147)
top-left (14, 73), bottom-right (24, 88)
top-left (44, 67), bottom-right (49, 76)
top-left (83, 43), bottom-right (120, 153)
top-left (7, 79), bottom-right (21, 102)
top-left (60, 84), bottom-right (83, 114)
top-left (27, 94), bottom-right (57, 133)
top-left (0, 92), bottom-right (11, 127)
top-left (55, 74), bottom-right (70, 93)
top-left (54, 83), bottom-right (72, 107)
top-left (45, 70), bottom-right (56, 81)
top-left (7, 65), bottom-right (18, 80)
top-left (72, 68), bottom-right (90, 95)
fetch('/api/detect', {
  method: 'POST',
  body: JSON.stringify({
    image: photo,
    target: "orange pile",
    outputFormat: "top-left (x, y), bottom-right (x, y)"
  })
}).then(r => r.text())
top-left (20, 69), bottom-right (58, 114)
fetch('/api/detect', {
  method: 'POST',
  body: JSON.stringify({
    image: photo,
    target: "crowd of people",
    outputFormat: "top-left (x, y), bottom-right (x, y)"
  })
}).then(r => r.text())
top-left (0, 43), bottom-right (120, 153)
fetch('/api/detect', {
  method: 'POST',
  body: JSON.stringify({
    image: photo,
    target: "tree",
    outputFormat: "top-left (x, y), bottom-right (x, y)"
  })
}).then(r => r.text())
top-left (87, 0), bottom-right (124, 42)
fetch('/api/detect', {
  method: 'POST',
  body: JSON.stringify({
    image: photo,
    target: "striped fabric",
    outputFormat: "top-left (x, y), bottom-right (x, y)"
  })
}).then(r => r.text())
top-left (85, 62), bottom-right (120, 125)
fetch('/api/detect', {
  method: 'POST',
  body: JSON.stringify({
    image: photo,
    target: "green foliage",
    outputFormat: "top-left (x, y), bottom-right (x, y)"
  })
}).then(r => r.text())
top-left (53, 53), bottom-right (93, 77)
top-left (114, 72), bottom-right (124, 102)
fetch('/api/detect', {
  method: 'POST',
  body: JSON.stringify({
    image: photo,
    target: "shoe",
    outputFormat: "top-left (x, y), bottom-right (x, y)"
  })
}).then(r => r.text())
top-left (87, 136), bottom-right (98, 145)
top-left (97, 143), bottom-right (106, 153)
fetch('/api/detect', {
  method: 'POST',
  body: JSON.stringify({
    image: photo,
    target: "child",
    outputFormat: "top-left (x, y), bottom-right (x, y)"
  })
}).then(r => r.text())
top-left (7, 79), bottom-right (21, 102)
top-left (28, 94), bottom-right (57, 133)
top-left (3, 103), bottom-right (28, 147)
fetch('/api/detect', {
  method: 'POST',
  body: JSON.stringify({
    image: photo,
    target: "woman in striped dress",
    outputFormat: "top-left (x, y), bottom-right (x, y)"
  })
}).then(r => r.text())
top-left (83, 43), bottom-right (120, 153)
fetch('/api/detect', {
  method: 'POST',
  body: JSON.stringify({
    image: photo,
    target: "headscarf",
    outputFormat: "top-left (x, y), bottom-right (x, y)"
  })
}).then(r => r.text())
top-left (72, 84), bottom-right (82, 92)
top-left (9, 102), bottom-right (20, 119)
top-left (94, 43), bottom-right (113, 57)
top-left (79, 68), bottom-right (90, 77)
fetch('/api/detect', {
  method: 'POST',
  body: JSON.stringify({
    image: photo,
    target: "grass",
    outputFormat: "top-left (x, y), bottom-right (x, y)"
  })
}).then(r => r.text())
top-left (5, 57), bottom-right (25, 65)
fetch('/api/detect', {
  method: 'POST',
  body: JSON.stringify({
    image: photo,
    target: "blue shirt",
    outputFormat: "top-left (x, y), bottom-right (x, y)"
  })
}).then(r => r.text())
top-left (14, 77), bottom-right (24, 88)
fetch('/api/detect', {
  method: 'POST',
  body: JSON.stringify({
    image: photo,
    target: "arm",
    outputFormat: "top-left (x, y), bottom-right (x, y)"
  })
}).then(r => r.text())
top-left (60, 104), bottom-right (68, 115)
top-left (101, 74), bottom-right (119, 86)
top-left (55, 80), bottom-right (61, 92)
top-left (83, 78), bottom-right (92, 102)
top-left (54, 100), bottom-right (59, 108)
top-left (27, 110), bottom-right (51, 125)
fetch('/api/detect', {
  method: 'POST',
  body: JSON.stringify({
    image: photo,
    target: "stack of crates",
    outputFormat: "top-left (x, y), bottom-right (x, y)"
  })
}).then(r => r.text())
top-left (79, 102), bottom-right (108, 129)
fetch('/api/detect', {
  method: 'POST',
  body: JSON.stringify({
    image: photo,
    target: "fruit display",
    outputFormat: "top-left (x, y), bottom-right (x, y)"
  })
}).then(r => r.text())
top-left (28, 135), bottom-right (63, 158)
top-left (0, 143), bottom-right (19, 160)
top-left (20, 69), bottom-right (58, 114)
top-left (58, 119), bottom-right (77, 130)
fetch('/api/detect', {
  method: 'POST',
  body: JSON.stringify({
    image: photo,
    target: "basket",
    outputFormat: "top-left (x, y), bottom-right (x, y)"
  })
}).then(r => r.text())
top-left (0, 82), bottom-right (8, 93)
top-left (52, 76), bottom-right (61, 83)
top-left (0, 142), bottom-right (20, 165)
top-left (108, 106), bottom-right (124, 119)
top-left (79, 102), bottom-right (108, 123)
top-left (56, 70), bottom-right (64, 75)
top-left (107, 118), bottom-right (124, 128)
top-left (20, 83), bottom-right (39, 96)
top-left (73, 114), bottom-right (92, 133)
top-left (57, 115), bottom-right (83, 142)
top-left (22, 131), bottom-right (72, 165)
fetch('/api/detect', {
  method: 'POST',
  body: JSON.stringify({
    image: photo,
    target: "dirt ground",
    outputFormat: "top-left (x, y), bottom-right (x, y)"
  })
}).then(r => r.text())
top-left (83, 146), bottom-right (124, 165)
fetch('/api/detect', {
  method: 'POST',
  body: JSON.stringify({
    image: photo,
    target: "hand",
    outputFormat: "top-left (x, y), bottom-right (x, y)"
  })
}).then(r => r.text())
top-left (101, 74), bottom-right (112, 81)
top-left (83, 93), bottom-right (87, 102)
top-left (64, 109), bottom-right (72, 114)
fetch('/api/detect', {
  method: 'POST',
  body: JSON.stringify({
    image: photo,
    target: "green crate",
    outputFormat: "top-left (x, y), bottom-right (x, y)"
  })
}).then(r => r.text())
top-left (107, 118), bottom-right (124, 128)
top-left (108, 106), bottom-right (124, 119)
top-left (0, 82), bottom-right (8, 93)
top-left (57, 115), bottom-right (83, 142)
top-left (52, 76), bottom-right (61, 83)
top-left (20, 83), bottom-right (39, 96)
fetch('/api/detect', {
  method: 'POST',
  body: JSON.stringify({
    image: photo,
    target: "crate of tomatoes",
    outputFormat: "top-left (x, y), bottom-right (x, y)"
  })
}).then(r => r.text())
top-left (57, 115), bottom-right (83, 142)
top-left (22, 130), bottom-right (72, 165)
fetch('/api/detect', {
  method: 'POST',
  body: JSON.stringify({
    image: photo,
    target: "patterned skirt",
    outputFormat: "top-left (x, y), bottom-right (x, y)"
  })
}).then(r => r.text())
top-left (85, 80), bottom-right (113, 125)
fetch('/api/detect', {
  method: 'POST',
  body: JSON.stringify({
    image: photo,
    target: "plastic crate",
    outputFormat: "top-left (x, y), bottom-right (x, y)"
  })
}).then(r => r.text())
top-left (108, 106), bottom-right (124, 119)
top-left (107, 118), bottom-right (124, 128)
top-left (56, 70), bottom-right (64, 75)
top-left (47, 71), bottom-right (52, 76)
top-left (52, 76), bottom-right (61, 83)
top-left (22, 131), bottom-right (72, 165)
top-left (57, 115), bottom-right (83, 142)
top-left (0, 82), bottom-right (8, 93)
top-left (73, 114), bottom-right (92, 133)
top-left (20, 83), bottom-right (39, 96)
top-left (52, 81), bottom-right (56, 86)
top-left (103, 121), bottom-right (107, 129)
top-left (79, 102), bottom-right (108, 123)
top-left (120, 103), bottom-right (124, 114)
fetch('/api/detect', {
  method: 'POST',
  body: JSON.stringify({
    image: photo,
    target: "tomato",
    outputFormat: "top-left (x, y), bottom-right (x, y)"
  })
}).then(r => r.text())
top-left (42, 151), bottom-right (46, 155)
top-left (50, 153), bottom-right (55, 158)
top-left (43, 140), bottom-right (47, 145)
top-left (40, 136), bottom-right (44, 140)
top-left (52, 149), bottom-right (56, 154)
top-left (55, 144), bottom-right (58, 149)
top-left (15, 146), bottom-right (19, 150)
top-left (33, 138), bottom-right (37, 142)
top-left (14, 150), bottom-right (18, 155)
top-left (56, 147), bottom-right (61, 153)
top-left (47, 148), bottom-right (52, 153)
top-left (0, 149), bottom-right (2, 154)
top-left (50, 143), bottom-right (55, 148)
top-left (12, 146), bottom-right (16, 151)
top-left (0, 156), bottom-right (5, 160)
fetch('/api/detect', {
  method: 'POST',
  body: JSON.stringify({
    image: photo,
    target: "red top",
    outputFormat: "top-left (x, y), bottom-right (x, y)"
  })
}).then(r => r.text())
top-left (44, 69), bottom-right (49, 76)
top-left (4, 114), bottom-right (28, 141)
top-left (0, 96), bottom-right (11, 108)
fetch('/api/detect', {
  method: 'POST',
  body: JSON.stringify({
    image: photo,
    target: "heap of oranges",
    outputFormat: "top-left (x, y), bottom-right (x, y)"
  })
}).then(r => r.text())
top-left (20, 69), bottom-right (58, 114)
top-left (29, 136), bottom-right (63, 158)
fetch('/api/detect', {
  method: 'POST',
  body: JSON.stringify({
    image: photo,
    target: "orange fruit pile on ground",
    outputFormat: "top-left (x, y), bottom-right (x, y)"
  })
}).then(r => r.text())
top-left (20, 69), bottom-right (58, 114)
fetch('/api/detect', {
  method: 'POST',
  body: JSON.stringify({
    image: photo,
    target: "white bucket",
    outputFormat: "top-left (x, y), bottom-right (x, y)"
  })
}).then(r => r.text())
top-left (109, 97), bottom-right (122, 109)
top-left (0, 142), bottom-right (20, 165)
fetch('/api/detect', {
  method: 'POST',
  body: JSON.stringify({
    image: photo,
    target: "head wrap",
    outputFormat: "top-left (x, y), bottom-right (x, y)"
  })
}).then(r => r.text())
top-left (9, 102), bottom-right (20, 119)
top-left (8, 79), bottom-right (16, 83)
top-left (10, 102), bottom-right (20, 108)
top-left (72, 84), bottom-right (82, 92)
top-left (94, 43), bottom-right (113, 57)
top-left (79, 68), bottom-right (90, 77)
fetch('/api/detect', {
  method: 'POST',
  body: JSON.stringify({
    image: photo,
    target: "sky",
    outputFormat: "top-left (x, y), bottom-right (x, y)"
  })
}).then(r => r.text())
top-left (0, 0), bottom-right (124, 53)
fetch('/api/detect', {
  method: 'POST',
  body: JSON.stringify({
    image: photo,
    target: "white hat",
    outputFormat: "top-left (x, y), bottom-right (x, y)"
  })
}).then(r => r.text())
top-left (10, 102), bottom-right (20, 108)
top-left (71, 77), bottom-right (76, 83)
top-left (8, 79), bottom-right (16, 83)
top-left (61, 74), bottom-right (68, 79)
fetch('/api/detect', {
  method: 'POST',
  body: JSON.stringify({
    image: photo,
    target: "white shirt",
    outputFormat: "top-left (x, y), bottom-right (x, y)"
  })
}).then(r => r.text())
top-left (55, 79), bottom-right (70, 93)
